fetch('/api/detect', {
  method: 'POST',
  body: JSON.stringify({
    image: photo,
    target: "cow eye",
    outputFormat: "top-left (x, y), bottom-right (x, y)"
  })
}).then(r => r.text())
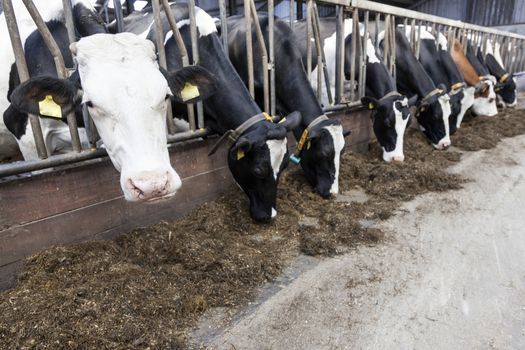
top-left (165, 94), bottom-right (171, 101)
top-left (253, 166), bottom-right (267, 178)
top-left (85, 101), bottom-right (93, 108)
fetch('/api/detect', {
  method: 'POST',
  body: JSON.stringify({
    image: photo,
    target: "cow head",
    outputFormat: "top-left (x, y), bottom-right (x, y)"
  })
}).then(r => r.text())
top-left (228, 112), bottom-right (301, 222)
top-left (494, 73), bottom-right (517, 106)
top-left (361, 94), bottom-right (414, 162)
top-left (9, 33), bottom-right (217, 202)
top-left (297, 119), bottom-right (346, 198)
top-left (453, 86), bottom-right (475, 130)
top-left (472, 80), bottom-right (498, 116)
top-left (415, 86), bottom-right (452, 150)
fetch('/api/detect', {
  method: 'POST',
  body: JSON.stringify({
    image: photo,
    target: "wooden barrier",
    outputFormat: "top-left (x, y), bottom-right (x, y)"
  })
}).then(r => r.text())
top-left (0, 109), bottom-right (372, 290)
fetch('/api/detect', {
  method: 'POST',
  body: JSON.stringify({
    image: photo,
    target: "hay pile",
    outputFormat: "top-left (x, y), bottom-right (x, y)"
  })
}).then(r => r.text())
top-left (0, 107), bottom-right (523, 349)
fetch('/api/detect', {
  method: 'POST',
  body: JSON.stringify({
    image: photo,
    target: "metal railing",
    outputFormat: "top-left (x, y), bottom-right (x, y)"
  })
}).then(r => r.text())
top-left (2, 0), bottom-right (525, 178)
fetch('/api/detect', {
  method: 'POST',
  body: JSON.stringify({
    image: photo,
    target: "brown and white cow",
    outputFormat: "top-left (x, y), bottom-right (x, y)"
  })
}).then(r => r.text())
top-left (451, 39), bottom-right (498, 116)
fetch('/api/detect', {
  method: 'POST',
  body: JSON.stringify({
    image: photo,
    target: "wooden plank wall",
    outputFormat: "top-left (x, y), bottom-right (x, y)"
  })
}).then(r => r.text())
top-left (0, 109), bottom-right (372, 290)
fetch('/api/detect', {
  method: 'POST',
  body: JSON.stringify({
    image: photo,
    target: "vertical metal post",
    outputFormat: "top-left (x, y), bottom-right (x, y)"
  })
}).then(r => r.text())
top-left (22, 0), bottom-right (82, 153)
top-left (384, 14), bottom-right (390, 71)
top-left (410, 18), bottom-right (416, 54)
top-left (219, 0), bottom-right (229, 57)
top-left (313, 2), bottom-right (332, 105)
top-left (335, 5), bottom-right (344, 104)
top-left (188, 0), bottom-right (204, 128)
top-left (62, 0), bottom-right (76, 49)
top-left (2, 0), bottom-right (48, 159)
top-left (349, 8), bottom-right (358, 102)
top-left (249, 0), bottom-right (269, 113)
top-left (391, 15), bottom-right (396, 82)
top-left (289, 0), bottom-right (295, 29)
top-left (113, 0), bottom-right (124, 33)
top-left (243, 0), bottom-right (254, 98)
top-left (359, 10), bottom-right (369, 99)
top-left (374, 12), bottom-right (380, 52)
top-left (306, 0), bottom-right (313, 79)
top-left (152, 0), bottom-right (176, 134)
top-left (415, 20), bottom-right (422, 60)
top-left (125, 0), bottom-right (134, 13)
top-left (268, 0), bottom-right (276, 116)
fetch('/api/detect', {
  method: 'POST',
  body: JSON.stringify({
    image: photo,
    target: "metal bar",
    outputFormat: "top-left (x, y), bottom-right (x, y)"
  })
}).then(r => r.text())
top-left (243, 0), bottom-right (254, 97)
top-left (0, 129), bottom-right (211, 178)
top-left (62, 0), bottom-right (76, 48)
top-left (313, 2), bottom-right (333, 105)
top-left (375, 12), bottom-right (380, 52)
top-left (359, 10), bottom-right (369, 99)
top-left (219, 0), bottom-right (229, 57)
top-left (334, 5), bottom-right (344, 104)
top-left (249, 0), bottom-right (269, 113)
top-left (160, 0), bottom-right (195, 131)
top-left (310, 1), bottom-right (322, 100)
top-left (410, 17), bottom-right (416, 54)
top-left (289, 0), bottom-right (295, 29)
top-left (188, 0), bottom-right (204, 129)
top-left (126, 0), bottom-right (134, 13)
top-left (113, 0), bottom-right (124, 33)
top-left (306, 0), bottom-right (313, 79)
top-left (152, 0), bottom-right (176, 135)
top-left (415, 19), bottom-right (422, 60)
top-left (2, 0), bottom-right (48, 159)
top-left (349, 8), bottom-right (358, 102)
top-left (391, 14), bottom-right (396, 82)
top-left (22, 0), bottom-right (82, 153)
top-left (268, 0), bottom-right (276, 116)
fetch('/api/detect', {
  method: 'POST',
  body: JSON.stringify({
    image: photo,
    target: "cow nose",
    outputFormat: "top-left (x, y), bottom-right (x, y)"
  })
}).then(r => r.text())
top-left (127, 171), bottom-right (174, 201)
top-left (437, 140), bottom-right (451, 150)
top-left (392, 155), bottom-right (405, 162)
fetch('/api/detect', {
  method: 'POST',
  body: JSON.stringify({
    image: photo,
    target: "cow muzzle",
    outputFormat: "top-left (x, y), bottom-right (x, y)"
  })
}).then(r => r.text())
top-left (434, 139), bottom-right (451, 150)
top-left (124, 170), bottom-right (181, 202)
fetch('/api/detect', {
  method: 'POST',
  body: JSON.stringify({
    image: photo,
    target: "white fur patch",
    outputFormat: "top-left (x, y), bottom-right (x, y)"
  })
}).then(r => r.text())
top-left (266, 139), bottom-right (287, 180)
top-left (383, 98), bottom-right (408, 162)
top-left (494, 42), bottom-right (505, 68)
top-left (435, 94), bottom-right (451, 149)
top-left (403, 25), bottom-right (435, 45)
top-left (457, 87), bottom-right (475, 129)
top-left (472, 81), bottom-right (498, 116)
top-left (323, 124), bottom-right (344, 195)
top-left (437, 33), bottom-right (448, 51)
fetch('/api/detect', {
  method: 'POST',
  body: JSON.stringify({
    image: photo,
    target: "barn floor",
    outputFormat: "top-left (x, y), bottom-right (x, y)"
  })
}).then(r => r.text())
top-left (1, 106), bottom-right (525, 349)
top-left (197, 133), bottom-right (525, 350)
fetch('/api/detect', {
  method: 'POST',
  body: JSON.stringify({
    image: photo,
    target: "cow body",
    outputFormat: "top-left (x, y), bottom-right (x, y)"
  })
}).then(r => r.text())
top-left (291, 18), bottom-right (411, 162)
top-left (381, 28), bottom-right (452, 150)
top-left (403, 27), bottom-right (475, 132)
top-left (485, 40), bottom-right (517, 107)
top-left (124, 5), bottom-right (301, 221)
top-left (224, 14), bottom-right (346, 197)
top-left (4, 0), bottom-right (218, 202)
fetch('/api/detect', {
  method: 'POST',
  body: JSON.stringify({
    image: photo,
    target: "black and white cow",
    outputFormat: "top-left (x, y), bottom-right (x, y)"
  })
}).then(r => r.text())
top-left (484, 40), bottom-right (517, 107)
top-left (381, 28), bottom-right (452, 150)
top-left (223, 14), bottom-right (346, 197)
top-left (2, 0), bottom-right (217, 201)
top-left (292, 18), bottom-right (413, 162)
top-left (403, 26), bottom-right (475, 133)
top-left (123, 4), bottom-right (301, 221)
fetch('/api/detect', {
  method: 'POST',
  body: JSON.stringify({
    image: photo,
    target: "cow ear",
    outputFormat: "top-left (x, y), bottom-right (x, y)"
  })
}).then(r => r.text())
top-left (231, 137), bottom-right (252, 161)
top-left (361, 96), bottom-right (379, 110)
top-left (9, 76), bottom-right (80, 119)
top-left (165, 66), bottom-right (218, 104)
top-left (278, 111), bottom-right (302, 131)
top-left (437, 83), bottom-right (447, 94)
top-left (408, 95), bottom-right (418, 107)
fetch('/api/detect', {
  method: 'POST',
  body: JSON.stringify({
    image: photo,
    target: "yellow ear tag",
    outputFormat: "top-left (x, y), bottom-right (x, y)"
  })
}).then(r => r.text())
top-left (237, 148), bottom-right (245, 160)
top-left (306, 140), bottom-right (311, 150)
top-left (368, 102), bottom-right (375, 110)
top-left (38, 95), bottom-right (62, 119)
top-left (180, 82), bottom-right (200, 102)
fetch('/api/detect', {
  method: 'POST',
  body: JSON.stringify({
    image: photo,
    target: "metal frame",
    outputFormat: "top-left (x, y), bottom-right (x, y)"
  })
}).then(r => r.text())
top-left (2, 0), bottom-right (525, 178)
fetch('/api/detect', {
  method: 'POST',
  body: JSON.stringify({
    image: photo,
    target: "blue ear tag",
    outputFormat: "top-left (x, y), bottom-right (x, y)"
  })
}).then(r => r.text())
top-left (290, 154), bottom-right (301, 165)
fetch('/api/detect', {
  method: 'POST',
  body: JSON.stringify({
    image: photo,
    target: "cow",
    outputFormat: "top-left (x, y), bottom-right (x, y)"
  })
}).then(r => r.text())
top-left (222, 14), bottom-right (346, 197)
top-left (291, 18), bottom-right (413, 162)
top-left (2, 0), bottom-right (218, 202)
top-left (403, 26), bottom-right (475, 132)
top-left (122, 4), bottom-right (302, 221)
top-left (484, 40), bottom-right (517, 107)
top-left (379, 28), bottom-right (452, 150)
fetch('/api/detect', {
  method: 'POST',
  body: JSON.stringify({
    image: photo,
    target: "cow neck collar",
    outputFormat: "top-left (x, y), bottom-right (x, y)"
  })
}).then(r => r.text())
top-left (421, 87), bottom-right (444, 104)
top-left (208, 112), bottom-right (273, 156)
top-left (297, 114), bottom-right (329, 152)
top-left (450, 82), bottom-right (466, 95)
top-left (499, 73), bottom-right (510, 83)
top-left (379, 91), bottom-right (402, 101)
top-left (479, 75), bottom-right (492, 82)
